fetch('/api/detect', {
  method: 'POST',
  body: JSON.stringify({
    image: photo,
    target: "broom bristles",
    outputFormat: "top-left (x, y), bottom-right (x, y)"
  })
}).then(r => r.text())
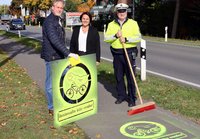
top-left (128, 101), bottom-right (156, 116)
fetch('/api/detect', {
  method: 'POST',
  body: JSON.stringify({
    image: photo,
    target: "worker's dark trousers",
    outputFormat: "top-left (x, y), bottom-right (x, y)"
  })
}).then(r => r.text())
top-left (113, 53), bottom-right (137, 102)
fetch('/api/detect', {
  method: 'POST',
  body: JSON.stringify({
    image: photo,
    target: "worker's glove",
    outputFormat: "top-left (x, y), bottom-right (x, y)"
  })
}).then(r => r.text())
top-left (68, 53), bottom-right (79, 60)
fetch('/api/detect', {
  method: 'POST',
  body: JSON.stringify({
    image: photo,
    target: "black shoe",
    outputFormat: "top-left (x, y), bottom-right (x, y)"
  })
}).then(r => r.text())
top-left (115, 99), bottom-right (124, 104)
top-left (49, 109), bottom-right (54, 116)
top-left (128, 102), bottom-right (136, 107)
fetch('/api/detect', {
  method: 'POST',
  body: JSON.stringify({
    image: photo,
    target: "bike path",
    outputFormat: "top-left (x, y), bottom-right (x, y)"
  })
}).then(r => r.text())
top-left (1, 36), bottom-right (200, 139)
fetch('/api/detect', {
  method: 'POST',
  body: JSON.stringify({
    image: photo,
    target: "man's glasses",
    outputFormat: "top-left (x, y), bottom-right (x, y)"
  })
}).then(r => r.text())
top-left (117, 9), bottom-right (127, 13)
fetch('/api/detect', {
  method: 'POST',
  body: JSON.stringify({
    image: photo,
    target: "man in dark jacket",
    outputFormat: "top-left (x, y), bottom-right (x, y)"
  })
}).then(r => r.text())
top-left (41, 0), bottom-right (78, 115)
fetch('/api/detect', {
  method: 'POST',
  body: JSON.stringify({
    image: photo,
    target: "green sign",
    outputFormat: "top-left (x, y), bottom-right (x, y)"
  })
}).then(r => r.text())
top-left (120, 121), bottom-right (167, 138)
top-left (120, 119), bottom-right (197, 138)
top-left (51, 54), bottom-right (97, 127)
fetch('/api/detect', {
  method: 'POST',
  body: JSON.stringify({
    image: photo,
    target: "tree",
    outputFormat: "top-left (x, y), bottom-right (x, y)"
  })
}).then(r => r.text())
top-left (23, 0), bottom-right (40, 14)
top-left (64, 0), bottom-right (77, 12)
top-left (31, 0), bottom-right (40, 7)
top-left (178, 0), bottom-right (200, 39)
top-left (76, 0), bottom-right (96, 12)
top-left (0, 5), bottom-right (10, 15)
top-left (39, 0), bottom-right (52, 11)
top-left (171, 0), bottom-right (180, 38)
top-left (9, 0), bottom-right (23, 17)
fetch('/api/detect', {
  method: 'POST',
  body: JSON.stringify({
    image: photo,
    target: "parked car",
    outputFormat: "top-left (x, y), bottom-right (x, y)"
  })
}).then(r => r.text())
top-left (9, 19), bottom-right (26, 30)
top-left (0, 14), bottom-right (12, 25)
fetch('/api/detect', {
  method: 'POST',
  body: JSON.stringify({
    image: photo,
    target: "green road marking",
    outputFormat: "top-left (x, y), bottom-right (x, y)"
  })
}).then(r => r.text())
top-left (120, 121), bottom-right (166, 138)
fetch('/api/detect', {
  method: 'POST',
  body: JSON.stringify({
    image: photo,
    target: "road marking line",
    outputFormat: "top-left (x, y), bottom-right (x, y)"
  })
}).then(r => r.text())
top-left (101, 57), bottom-right (200, 88)
top-left (146, 70), bottom-right (200, 88)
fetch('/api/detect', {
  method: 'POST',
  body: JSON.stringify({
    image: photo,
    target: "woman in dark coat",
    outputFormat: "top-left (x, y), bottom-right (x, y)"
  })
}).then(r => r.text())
top-left (70, 12), bottom-right (101, 64)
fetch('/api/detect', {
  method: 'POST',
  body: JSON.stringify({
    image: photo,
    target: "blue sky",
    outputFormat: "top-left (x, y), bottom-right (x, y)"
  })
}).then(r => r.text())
top-left (0, 0), bottom-right (12, 5)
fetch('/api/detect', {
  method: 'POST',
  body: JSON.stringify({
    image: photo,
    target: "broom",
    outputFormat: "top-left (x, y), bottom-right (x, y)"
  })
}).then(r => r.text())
top-left (121, 42), bottom-right (156, 115)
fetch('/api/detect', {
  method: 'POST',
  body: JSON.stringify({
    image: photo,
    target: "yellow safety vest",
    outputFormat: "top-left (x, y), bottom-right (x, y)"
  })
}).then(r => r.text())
top-left (104, 18), bottom-right (141, 49)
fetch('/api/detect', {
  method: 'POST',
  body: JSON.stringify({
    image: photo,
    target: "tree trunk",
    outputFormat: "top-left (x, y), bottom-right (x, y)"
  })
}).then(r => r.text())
top-left (171, 0), bottom-right (180, 38)
top-left (132, 0), bottom-right (135, 19)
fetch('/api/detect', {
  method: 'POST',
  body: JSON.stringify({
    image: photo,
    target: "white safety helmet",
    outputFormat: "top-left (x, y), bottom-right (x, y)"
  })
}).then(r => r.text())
top-left (115, 3), bottom-right (129, 11)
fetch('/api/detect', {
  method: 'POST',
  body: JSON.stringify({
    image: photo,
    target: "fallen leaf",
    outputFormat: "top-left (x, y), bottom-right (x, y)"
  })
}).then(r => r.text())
top-left (73, 127), bottom-right (78, 131)
top-left (96, 133), bottom-right (101, 138)
top-left (13, 103), bottom-right (18, 107)
top-left (1, 122), bottom-right (7, 126)
top-left (0, 105), bottom-right (8, 109)
top-left (50, 126), bottom-right (56, 129)
top-left (68, 129), bottom-right (73, 134)
top-left (62, 136), bottom-right (68, 139)
top-left (40, 120), bottom-right (46, 124)
top-left (72, 130), bottom-right (78, 134)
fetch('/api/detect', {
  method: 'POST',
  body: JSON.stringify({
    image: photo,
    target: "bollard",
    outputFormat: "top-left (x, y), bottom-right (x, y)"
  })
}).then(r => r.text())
top-left (165, 26), bottom-right (168, 42)
top-left (6, 25), bottom-right (9, 31)
top-left (39, 22), bottom-right (40, 27)
top-left (140, 39), bottom-right (146, 81)
top-left (70, 22), bottom-right (73, 32)
top-left (18, 30), bottom-right (21, 38)
top-left (71, 26), bottom-right (73, 32)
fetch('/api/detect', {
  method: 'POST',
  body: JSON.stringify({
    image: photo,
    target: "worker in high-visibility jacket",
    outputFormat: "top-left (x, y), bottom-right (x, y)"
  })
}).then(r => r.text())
top-left (104, 3), bottom-right (141, 107)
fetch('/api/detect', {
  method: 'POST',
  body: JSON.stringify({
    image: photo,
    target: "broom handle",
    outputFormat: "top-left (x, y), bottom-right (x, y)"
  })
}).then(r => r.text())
top-left (122, 43), bottom-right (144, 104)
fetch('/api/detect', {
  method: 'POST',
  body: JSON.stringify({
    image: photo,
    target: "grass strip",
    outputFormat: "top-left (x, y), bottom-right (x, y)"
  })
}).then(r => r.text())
top-left (143, 36), bottom-right (200, 47)
top-left (97, 59), bottom-right (200, 125)
top-left (0, 30), bottom-right (41, 52)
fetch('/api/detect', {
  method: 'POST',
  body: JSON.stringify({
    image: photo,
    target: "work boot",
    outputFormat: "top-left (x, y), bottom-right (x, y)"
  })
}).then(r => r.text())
top-left (128, 101), bottom-right (136, 107)
top-left (115, 99), bottom-right (124, 104)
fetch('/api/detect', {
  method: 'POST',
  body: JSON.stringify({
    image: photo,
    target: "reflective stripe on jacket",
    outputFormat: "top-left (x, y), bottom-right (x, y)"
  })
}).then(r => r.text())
top-left (104, 18), bottom-right (141, 49)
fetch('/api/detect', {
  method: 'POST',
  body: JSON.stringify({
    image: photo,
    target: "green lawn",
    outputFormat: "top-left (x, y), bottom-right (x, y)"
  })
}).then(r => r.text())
top-left (97, 60), bottom-right (200, 124)
top-left (143, 36), bottom-right (200, 47)
top-left (0, 30), bottom-right (41, 52)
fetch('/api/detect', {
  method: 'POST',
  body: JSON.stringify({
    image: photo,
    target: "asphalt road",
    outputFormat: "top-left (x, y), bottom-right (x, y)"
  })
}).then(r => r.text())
top-left (1, 25), bottom-right (200, 88)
